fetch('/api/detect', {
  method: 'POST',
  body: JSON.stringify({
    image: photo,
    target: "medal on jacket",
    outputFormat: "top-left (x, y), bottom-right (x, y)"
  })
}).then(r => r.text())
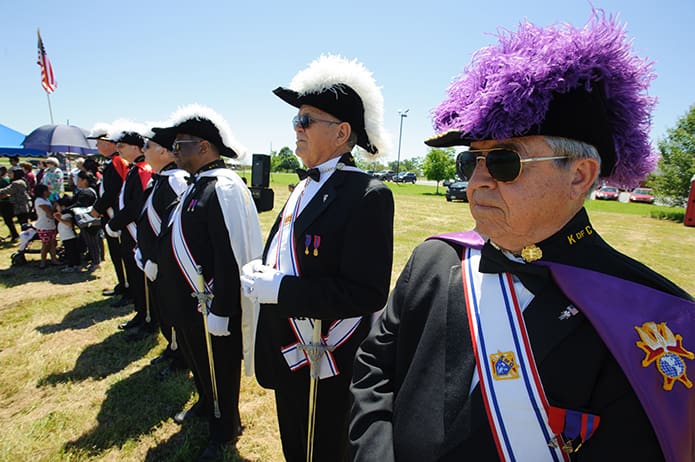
top-left (305, 234), bottom-right (311, 255)
top-left (313, 235), bottom-right (320, 256)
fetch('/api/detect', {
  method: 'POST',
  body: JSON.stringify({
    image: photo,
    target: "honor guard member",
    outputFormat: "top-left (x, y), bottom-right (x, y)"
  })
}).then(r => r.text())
top-left (105, 122), bottom-right (153, 334)
top-left (241, 55), bottom-right (394, 462)
top-left (137, 126), bottom-right (189, 373)
top-left (88, 123), bottom-right (130, 303)
top-left (153, 104), bottom-right (263, 462)
top-left (350, 11), bottom-right (695, 462)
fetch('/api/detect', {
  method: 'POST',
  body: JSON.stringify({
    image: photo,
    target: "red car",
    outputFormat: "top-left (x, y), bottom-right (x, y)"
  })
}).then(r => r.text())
top-left (595, 186), bottom-right (620, 200)
top-left (629, 187), bottom-right (655, 204)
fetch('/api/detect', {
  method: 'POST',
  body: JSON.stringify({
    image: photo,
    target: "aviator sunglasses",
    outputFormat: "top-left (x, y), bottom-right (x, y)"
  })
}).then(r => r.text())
top-left (456, 148), bottom-right (569, 183)
top-left (292, 114), bottom-right (341, 130)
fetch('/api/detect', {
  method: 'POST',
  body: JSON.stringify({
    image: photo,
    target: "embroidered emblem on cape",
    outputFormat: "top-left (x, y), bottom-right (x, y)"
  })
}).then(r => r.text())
top-left (635, 321), bottom-right (694, 391)
top-left (490, 350), bottom-right (519, 380)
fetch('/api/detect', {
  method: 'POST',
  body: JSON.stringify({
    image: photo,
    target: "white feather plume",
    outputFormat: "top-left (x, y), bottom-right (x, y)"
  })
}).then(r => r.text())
top-left (289, 54), bottom-right (390, 157)
top-left (88, 122), bottom-right (111, 139)
top-left (108, 118), bottom-right (147, 142)
top-left (166, 104), bottom-right (247, 159)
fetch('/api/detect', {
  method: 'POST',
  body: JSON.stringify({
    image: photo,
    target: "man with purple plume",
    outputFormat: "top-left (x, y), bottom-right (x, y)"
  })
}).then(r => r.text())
top-left (350, 10), bottom-right (695, 462)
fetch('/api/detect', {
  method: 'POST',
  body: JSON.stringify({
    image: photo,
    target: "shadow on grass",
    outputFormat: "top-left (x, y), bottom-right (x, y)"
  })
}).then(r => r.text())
top-left (38, 330), bottom-right (159, 385)
top-left (144, 424), bottom-right (250, 462)
top-left (421, 192), bottom-right (445, 196)
top-left (36, 298), bottom-right (132, 334)
top-left (0, 260), bottom-right (98, 287)
top-left (63, 364), bottom-right (200, 459)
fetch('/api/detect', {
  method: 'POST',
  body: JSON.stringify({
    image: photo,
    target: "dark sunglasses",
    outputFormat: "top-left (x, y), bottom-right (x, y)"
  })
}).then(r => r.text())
top-left (172, 139), bottom-right (201, 153)
top-left (292, 114), bottom-right (341, 130)
top-left (456, 148), bottom-right (569, 183)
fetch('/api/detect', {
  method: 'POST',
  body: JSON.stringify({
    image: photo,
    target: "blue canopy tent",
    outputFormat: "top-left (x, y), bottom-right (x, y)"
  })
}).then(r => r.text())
top-left (0, 123), bottom-right (45, 157)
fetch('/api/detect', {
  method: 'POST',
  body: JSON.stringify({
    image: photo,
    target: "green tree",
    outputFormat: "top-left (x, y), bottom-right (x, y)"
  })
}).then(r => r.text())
top-left (423, 148), bottom-right (456, 194)
top-left (272, 146), bottom-right (300, 172)
top-left (648, 104), bottom-right (695, 206)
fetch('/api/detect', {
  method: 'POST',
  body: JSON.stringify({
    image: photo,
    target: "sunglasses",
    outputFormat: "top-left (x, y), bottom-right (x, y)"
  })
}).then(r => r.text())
top-left (456, 148), bottom-right (569, 183)
top-left (172, 139), bottom-right (201, 153)
top-left (292, 114), bottom-right (341, 130)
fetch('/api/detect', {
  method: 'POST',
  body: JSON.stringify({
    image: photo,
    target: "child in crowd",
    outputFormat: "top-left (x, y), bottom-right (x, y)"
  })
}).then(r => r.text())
top-left (54, 196), bottom-right (81, 272)
top-left (33, 184), bottom-right (59, 269)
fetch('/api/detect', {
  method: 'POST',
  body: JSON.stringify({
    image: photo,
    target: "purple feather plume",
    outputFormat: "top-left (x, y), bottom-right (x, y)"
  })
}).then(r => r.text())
top-left (431, 9), bottom-right (657, 187)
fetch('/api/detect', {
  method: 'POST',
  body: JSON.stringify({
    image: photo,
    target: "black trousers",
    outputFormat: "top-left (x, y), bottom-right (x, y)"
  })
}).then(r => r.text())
top-left (120, 235), bottom-right (147, 322)
top-left (62, 237), bottom-right (81, 267)
top-left (0, 201), bottom-right (18, 239)
top-left (151, 279), bottom-right (184, 363)
top-left (177, 305), bottom-right (242, 443)
top-left (105, 232), bottom-right (126, 291)
top-left (274, 370), bottom-right (352, 462)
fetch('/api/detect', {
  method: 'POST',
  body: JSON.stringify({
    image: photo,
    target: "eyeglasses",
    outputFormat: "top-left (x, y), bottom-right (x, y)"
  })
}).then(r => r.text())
top-left (292, 114), bottom-right (341, 130)
top-left (172, 139), bottom-right (201, 153)
top-left (456, 148), bottom-right (569, 183)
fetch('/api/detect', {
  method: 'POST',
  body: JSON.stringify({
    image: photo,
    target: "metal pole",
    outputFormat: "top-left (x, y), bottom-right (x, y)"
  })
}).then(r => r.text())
top-left (46, 93), bottom-right (54, 124)
top-left (396, 109), bottom-right (408, 177)
top-left (144, 273), bottom-right (151, 323)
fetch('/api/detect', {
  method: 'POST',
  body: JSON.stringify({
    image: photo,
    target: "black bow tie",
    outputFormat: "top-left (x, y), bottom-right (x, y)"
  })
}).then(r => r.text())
top-left (479, 242), bottom-right (550, 295)
top-left (296, 167), bottom-right (320, 182)
top-left (185, 175), bottom-right (196, 185)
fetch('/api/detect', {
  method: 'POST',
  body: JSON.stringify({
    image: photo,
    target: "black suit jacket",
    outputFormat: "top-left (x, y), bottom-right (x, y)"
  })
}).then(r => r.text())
top-left (254, 168), bottom-right (394, 389)
top-left (350, 209), bottom-right (691, 461)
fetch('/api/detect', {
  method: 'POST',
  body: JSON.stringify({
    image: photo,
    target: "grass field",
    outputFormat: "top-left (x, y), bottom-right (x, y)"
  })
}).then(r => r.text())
top-left (0, 172), bottom-right (693, 461)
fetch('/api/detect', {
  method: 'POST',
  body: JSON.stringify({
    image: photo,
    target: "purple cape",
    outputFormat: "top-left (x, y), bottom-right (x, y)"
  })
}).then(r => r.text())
top-left (431, 231), bottom-right (695, 462)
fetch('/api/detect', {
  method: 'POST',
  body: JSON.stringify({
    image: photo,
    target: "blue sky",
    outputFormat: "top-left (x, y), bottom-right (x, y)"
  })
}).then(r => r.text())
top-left (2, 0), bottom-right (694, 163)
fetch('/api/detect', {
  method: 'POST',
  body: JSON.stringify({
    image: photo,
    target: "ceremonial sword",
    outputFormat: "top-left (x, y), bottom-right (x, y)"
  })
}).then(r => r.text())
top-left (192, 264), bottom-right (221, 418)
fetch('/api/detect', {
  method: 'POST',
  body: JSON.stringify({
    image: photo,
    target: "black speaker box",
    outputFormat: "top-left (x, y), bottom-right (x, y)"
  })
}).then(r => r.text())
top-left (252, 154), bottom-right (270, 188)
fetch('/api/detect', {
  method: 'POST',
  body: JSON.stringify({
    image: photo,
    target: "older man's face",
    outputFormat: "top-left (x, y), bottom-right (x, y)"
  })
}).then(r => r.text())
top-left (293, 105), bottom-right (344, 168)
top-left (467, 135), bottom-right (579, 252)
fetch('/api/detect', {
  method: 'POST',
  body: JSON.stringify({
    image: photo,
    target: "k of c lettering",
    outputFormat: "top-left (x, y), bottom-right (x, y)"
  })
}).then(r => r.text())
top-left (567, 226), bottom-right (592, 245)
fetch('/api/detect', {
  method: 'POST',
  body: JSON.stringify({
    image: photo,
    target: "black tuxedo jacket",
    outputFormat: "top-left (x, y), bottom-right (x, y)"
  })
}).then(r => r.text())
top-left (350, 209), bottom-right (691, 462)
top-left (254, 168), bottom-right (394, 389)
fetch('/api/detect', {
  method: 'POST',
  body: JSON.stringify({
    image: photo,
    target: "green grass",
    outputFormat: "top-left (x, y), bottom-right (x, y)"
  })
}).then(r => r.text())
top-left (0, 176), bottom-right (693, 461)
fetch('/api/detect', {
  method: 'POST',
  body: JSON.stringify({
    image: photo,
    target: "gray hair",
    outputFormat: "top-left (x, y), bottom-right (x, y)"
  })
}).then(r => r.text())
top-left (544, 136), bottom-right (602, 197)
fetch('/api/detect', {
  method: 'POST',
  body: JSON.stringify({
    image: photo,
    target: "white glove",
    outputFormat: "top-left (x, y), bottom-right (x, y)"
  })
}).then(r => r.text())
top-left (241, 259), bottom-right (265, 276)
top-left (105, 223), bottom-right (121, 238)
top-left (239, 263), bottom-right (284, 304)
top-left (207, 312), bottom-right (230, 336)
top-left (144, 260), bottom-right (158, 282)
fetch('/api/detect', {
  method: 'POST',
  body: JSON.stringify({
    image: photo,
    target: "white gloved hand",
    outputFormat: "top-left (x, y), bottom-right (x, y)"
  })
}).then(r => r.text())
top-left (239, 263), bottom-right (284, 304)
top-left (207, 312), bottom-right (230, 336)
top-left (144, 260), bottom-right (158, 282)
top-left (105, 223), bottom-right (121, 238)
top-left (241, 259), bottom-right (265, 276)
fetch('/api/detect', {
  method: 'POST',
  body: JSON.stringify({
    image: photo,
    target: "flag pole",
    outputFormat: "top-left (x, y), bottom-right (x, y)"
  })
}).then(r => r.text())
top-left (46, 93), bottom-right (54, 124)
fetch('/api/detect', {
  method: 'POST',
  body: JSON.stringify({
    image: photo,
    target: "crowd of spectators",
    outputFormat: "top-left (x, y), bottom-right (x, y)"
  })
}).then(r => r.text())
top-left (0, 155), bottom-right (103, 272)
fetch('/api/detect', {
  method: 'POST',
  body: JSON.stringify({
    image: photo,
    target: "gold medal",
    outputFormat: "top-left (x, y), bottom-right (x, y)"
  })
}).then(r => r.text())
top-left (520, 244), bottom-right (542, 262)
top-left (313, 248), bottom-right (318, 257)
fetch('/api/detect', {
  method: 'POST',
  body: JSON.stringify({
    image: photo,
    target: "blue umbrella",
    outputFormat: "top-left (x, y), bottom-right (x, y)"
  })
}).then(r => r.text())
top-left (22, 124), bottom-right (98, 155)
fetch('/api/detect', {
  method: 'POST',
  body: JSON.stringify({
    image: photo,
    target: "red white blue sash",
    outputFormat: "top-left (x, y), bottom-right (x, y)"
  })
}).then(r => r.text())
top-left (170, 196), bottom-right (213, 300)
top-left (269, 179), bottom-right (362, 379)
top-left (462, 247), bottom-right (569, 462)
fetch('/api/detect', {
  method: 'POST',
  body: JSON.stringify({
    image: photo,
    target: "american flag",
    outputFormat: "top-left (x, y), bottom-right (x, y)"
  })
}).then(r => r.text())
top-left (36, 29), bottom-right (57, 93)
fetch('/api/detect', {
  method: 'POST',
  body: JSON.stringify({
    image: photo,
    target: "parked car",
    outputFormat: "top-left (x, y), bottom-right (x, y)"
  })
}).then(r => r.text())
top-left (594, 185), bottom-right (620, 200)
top-left (374, 170), bottom-right (394, 181)
top-left (629, 187), bottom-right (655, 204)
top-left (446, 180), bottom-right (469, 202)
top-left (393, 172), bottom-right (417, 183)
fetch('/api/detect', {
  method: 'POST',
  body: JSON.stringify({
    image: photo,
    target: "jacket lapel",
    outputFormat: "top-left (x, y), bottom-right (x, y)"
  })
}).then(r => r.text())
top-left (293, 172), bottom-right (344, 236)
